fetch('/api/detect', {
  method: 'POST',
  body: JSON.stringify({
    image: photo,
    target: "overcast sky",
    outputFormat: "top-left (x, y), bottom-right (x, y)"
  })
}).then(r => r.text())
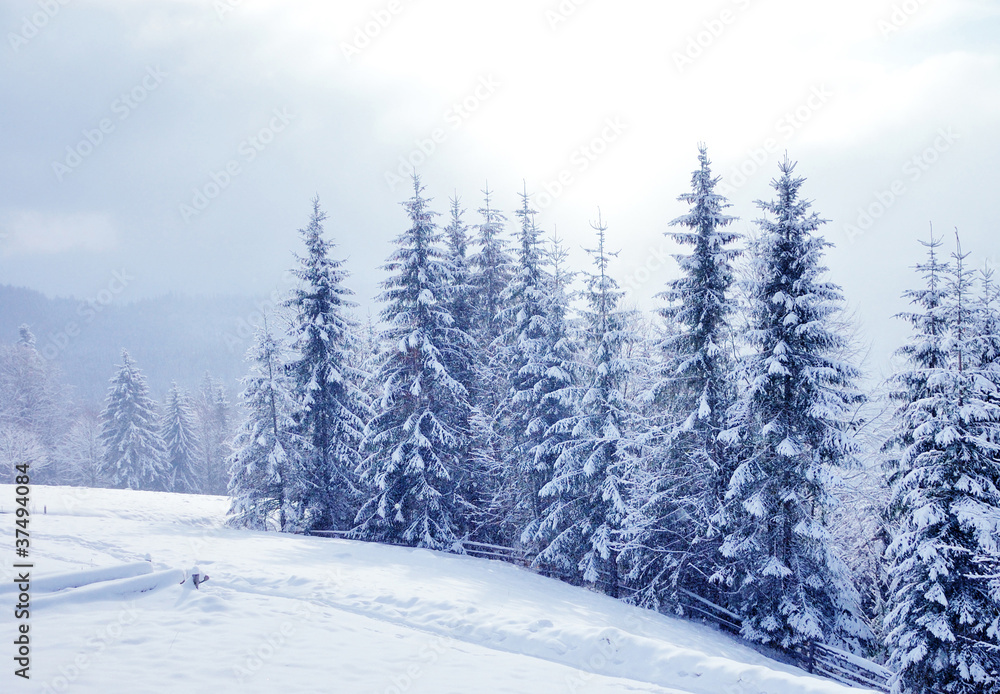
top-left (1, 0), bottom-right (998, 378)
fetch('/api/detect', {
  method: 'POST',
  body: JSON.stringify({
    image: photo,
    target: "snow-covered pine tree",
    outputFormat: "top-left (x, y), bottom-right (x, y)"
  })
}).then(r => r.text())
top-left (469, 184), bottom-right (513, 348)
top-left (99, 349), bottom-right (167, 490)
top-left (884, 234), bottom-right (1000, 694)
top-left (884, 232), bottom-right (950, 455)
top-left (534, 212), bottom-right (634, 596)
top-left (354, 176), bottom-right (476, 550)
top-left (519, 231), bottom-right (581, 553)
top-left (974, 261), bottom-right (1000, 397)
top-left (623, 144), bottom-right (740, 610)
top-left (489, 185), bottom-right (552, 543)
top-left (440, 193), bottom-right (493, 533)
top-left (356, 310), bottom-right (383, 406)
top-left (880, 231), bottom-right (951, 641)
top-left (444, 194), bottom-right (500, 542)
top-left (161, 382), bottom-right (201, 493)
top-left (714, 157), bottom-right (869, 651)
top-left (463, 185), bottom-right (516, 540)
top-left (284, 196), bottom-right (369, 531)
top-left (444, 194), bottom-right (476, 340)
top-left (227, 322), bottom-right (306, 531)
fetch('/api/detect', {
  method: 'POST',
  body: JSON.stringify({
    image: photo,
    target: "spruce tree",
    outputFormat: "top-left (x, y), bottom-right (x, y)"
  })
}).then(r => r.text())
top-left (715, 157), bottom-right (868, 650)
top-left (624, 144), bottom-right (740, 609)
top-left (974, 262), bottom-right (1000, 394)
top-left (884, 235), bottom-right (1000, 694)
top-left (440, 193), bottom-right (491, 532)
top-left (99, 350), bottom-right (166, 490)
top-left (285, 196), bottom-right (369, 531)
top-left (534, 212), bottom-right (634, 595)
top-left (490, 186), bottom-right (551, 542)
top-left (354, 176), bottom-right (475, 550)
top-left (469, 184), bottom-right (513, 347)
top-left (228, 323), bottom-right (305, 531)
top-left (463, 186), bottom-right (515, 539)
top-left (523, 232), bottom-right (581, 543)
top-left (161, 382), bottom-right (201, 494)
top-left (443, 194), bottom-right (476, 339)
top-left (493, 187), bottom-right (586, 549)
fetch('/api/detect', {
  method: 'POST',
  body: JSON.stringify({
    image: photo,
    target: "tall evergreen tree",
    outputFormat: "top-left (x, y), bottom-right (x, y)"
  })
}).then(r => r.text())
top-left (439, 193), bottom-right (491, 531)
top-left (464, 186), bottom-right (515, 538)
top-left (714, 158), bottom-right (868, 650)
top-left (161, 382), bottom-right (201, 494)
top-left (99, 350), bottom-right (166, 490)
top-left (443, 194), bottom-right (476, 339)
top-left (354, 176), bottom-right (476, 550)
top-left (974, 262), bottom-right (1000, 393)
top-left (490, 186), bottom-right (552, 542)
top-left (520, 231), bottom-right (581, 552)
top-left (284, 196), bottom-right (369, 531)
top-left (534, 212), bottom-right (634, 596)
top-left (885, 232), bottom-right (951, 452)
top-left (228, 323), bottom-right (306, 531)
top-left (884, 235), bottom-right (1000, 694)
top-left (469, 184), bottom-right (513, 347)
top-left (624, 144), bottom-right (740, 609)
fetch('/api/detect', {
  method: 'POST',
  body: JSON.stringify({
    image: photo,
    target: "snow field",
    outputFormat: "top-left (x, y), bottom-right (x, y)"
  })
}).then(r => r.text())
top-left (1, 485), bottom-right (875, 693)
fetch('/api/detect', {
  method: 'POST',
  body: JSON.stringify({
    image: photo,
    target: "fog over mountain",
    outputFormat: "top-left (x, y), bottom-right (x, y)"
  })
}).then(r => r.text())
top-left (0, 284), bottom-right (263, 402)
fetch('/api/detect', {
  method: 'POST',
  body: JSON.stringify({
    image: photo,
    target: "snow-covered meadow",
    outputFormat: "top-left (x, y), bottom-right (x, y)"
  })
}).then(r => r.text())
top-left (0, 484), bottom-right (877, 693)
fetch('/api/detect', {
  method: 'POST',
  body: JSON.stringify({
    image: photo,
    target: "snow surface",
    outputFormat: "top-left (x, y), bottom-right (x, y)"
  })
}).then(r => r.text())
top-left (0, 485), bottom-right (876, 693)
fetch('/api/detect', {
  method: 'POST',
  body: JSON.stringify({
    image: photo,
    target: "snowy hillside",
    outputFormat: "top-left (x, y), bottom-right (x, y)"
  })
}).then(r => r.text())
top-left (1, 485), bottom-right (875, 693)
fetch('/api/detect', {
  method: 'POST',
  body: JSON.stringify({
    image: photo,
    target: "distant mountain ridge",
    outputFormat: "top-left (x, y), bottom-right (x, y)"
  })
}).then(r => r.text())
top-left (0, 284), bottom-right (265, 403)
